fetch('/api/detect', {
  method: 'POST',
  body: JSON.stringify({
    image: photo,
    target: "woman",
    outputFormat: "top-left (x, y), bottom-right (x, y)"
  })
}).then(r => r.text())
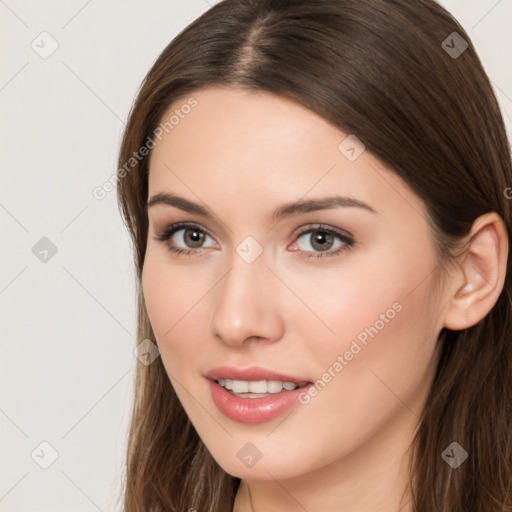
top-left (116, 0), bottom-right (512, 510)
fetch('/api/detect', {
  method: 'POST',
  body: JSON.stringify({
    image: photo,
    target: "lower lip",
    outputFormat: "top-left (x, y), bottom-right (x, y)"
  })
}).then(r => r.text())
top-left (208, 379), bottom-right (312, 424)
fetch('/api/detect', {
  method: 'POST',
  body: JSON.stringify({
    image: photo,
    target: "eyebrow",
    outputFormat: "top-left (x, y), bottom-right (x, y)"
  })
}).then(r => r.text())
top-left (146, 192), bottom-right (377, 221)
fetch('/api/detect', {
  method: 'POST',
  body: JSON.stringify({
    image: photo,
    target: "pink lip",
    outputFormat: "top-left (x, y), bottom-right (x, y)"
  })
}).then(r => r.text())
top-left (208, 380), bottom-right (313, 424)
top-left (205, 366), bottom-right (313, 424)
top-left (205, 365), bottom-right (309, 384)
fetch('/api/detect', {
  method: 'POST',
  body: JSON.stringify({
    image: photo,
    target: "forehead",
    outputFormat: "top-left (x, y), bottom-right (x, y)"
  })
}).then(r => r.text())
top-left (147, 86), bottom-right (427, 224)
top-left (149, 86), bottom-right (342, 183)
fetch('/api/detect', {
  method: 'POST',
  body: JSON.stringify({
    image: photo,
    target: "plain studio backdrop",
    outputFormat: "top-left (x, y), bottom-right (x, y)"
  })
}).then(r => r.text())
top-left (0, 1), bottom-right (511, 510)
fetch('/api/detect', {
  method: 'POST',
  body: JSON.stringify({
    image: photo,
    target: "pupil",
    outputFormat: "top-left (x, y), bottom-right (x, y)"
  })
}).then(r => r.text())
top-left (185, 228), bottom-right (205, 248)
top-left (311, 231), bottom-right (333, 251)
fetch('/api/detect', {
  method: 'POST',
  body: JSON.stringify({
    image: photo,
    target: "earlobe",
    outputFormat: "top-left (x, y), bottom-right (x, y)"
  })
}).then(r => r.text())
top-left (444, 212), bottom-right (509, 331)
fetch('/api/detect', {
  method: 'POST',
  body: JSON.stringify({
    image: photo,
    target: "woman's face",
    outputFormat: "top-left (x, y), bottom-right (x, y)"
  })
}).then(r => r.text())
top-left (143, 86), bottom-right (448, 481)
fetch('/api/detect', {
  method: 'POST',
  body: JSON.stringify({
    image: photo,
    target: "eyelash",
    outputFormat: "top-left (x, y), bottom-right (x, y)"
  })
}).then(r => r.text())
top-left (153, 222), bottom-right (355, 260)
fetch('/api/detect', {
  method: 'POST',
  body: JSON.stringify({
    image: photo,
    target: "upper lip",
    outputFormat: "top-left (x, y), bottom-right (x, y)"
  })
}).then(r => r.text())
top-left (205, 366), bottom-right (311, 384)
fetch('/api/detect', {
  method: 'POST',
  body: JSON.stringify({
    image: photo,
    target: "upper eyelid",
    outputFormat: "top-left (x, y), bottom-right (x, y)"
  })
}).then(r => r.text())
top-left (292, 223), bottom-right (352, 238)
top-left (156, 221), bottom-right (353, 245)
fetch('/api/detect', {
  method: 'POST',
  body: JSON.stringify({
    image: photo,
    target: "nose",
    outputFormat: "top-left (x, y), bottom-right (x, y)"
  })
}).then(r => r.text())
top-left (209, 250), bottom-right (285, 348)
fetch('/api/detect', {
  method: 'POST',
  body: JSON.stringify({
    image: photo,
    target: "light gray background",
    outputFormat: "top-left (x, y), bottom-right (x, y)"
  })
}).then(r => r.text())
top-left (1, 1), bottom-right (511, 510)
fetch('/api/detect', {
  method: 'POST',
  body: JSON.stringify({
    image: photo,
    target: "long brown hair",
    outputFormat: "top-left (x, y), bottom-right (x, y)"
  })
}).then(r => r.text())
top-left (116, 1), bottom-right (512, 510)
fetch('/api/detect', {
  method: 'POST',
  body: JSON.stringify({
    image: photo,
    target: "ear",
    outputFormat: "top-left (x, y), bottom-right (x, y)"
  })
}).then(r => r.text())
top-left (444, 212), bottom-right (509, 331)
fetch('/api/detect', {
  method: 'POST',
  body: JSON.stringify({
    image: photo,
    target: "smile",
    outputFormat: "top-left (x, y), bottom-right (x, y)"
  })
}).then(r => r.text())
top-left (217, 378), bottom-right (309, 397)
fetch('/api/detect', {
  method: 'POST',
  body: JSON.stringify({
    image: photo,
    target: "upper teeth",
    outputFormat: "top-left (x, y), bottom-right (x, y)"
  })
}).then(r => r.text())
top-left (218, 379), bottom-right (304, 393)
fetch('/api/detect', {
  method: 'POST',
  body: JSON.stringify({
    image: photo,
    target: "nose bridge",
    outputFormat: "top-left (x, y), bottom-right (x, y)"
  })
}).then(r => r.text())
top-left (209, 246), bottom-right (283, 346)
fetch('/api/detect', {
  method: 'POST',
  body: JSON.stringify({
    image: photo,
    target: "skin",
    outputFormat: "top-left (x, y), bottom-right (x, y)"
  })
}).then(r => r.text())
top-left (142, 87), bottom-right (508, 511)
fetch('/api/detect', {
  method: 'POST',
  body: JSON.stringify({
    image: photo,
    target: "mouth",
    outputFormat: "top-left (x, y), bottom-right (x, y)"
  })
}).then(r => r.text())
top-left (215, 378), bottom-right (310, 398)
top-left (205, 365), bottom-right (312, 397)
top-left (205, 366), bottom-right (314, 423)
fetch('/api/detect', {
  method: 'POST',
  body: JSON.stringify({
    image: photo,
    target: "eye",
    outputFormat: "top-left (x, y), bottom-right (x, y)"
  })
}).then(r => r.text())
top-left (154, 222), bottom-right (354, 259)
top-left (154, 222), bottom-right (217, 256)
top-left (290, 225), bottom-right (354, 259)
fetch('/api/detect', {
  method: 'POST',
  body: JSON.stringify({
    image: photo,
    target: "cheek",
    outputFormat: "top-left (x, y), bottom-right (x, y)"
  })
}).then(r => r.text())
top-left (141, 251), bottom-right (212, 376)
top-left (282, 240), bottom-right (441, 421)
top-left (248, 272), bottom-right (440, 478)
top-left (274, 258), bottom-right (405, 368)
top-left (284, 227), bottom-right (441, 367)
top-left (302, 284), bottom-right (437, 439)
top-left (142, 250), bottom-right (201, 337)
top-left (142, 256), bottom-right (173, 339)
